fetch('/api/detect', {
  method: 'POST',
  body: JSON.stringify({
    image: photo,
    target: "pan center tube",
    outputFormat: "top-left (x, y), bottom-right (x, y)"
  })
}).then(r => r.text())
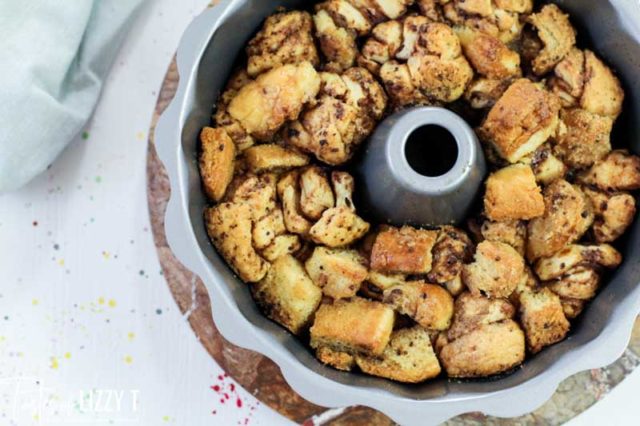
top-left (353, 107), bottom-right (487, 226)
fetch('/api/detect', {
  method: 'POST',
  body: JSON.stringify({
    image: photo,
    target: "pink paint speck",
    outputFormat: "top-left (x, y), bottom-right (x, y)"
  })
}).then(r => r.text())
top-left (236, 397), bottom-right (243, 408)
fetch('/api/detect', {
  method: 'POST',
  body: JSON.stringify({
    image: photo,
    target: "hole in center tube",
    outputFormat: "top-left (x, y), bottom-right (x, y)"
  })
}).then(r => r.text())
top-left (405, 125), bottom-right (459, 177)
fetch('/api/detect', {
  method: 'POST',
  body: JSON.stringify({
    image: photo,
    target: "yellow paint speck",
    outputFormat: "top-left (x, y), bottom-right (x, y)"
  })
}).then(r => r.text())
top-left (64, 352), bottom-right (71, 360)
top-left (32, 299), bottom-right (39, 306)
top-left (50, 357), bottom-right (59, 370)
top-left (102, 251), bottom-right (110, 260)
top-left (108, 299), bottom-right (117, 308)
top-left (127, 332), bottom-right (135, 342)
top-left (162, 415), bottom-right (170, 422)
top-left (57, 258), bottom-right (65, 266)
top-left (136, 131), bottom-right (146, 141)
top-left (98, 297), bottom-right (105, 305)
top-left (124, 355), bottom-right (133, 365)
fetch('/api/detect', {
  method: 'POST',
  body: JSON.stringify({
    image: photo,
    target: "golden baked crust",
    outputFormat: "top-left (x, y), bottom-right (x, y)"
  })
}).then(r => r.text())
top-left (368, 0), bottom-right (415, 21)
top-left (526, 4), bottom-right (576, 75)
top-left (548, 48), bottom-right (585, 107)
top-left (383, 281), bottom-right (454, 330)
top-left (243, 144), bottom-right (309, 174)
top-left (560, 297), bottom-right (585, 320)
top-left (252, 255), bottom-right (322, 334)
top-left (452, 0), bottom-right (493, 17)
top-left (204, 203), bottom-right (269, 283)
top-left (355, 326), bottom-right (442, 383)
top-left (405, 22), bottom-right (474, 103)
top-left (463, 241), bottom-right (525, 299)
top-left (484, 164), bottom-right (545, 221)
top-left (439, 320), bottom-right (526, 378)
top-left (226, 174), bottom-right (283, 251)
top-left (581, 51), bottom-right (624, 118)
top-left (314, 9), bottom-right (359, 73)
top-left (428, 226), bottom-right (473, 284)
top-left (464, 77), bottom-right (512, 110)
top-left (319, 0), bottom-right (373, 37)
top-left (358, 20), bottom-right (403, 73)
top-left (548, 48), bottom-right (624, 118)
top-left (534, 244), bottom-right (622, 281)
top-left (554, 108), bottom-right (613, 169)
top-left (316, 346), bottom-right (355, 371)
top-left (522, 143), bottom-right (568, 185)
top-left (415, 0), bottom-right (446, 21)
top-left (510, 266), bottom-right (540, 304)
top-left (362, 17), bottom-right (473, 107)
top-left (286, 67), bottom-right (386, 165)
top-left (331, 171), bottom-right (356, 210)
top-left (493, 0), bottom-right (532, 13)
top-left (519, 288), bottom-right (570, 353)
top-left (313, 0), bottom-right (413, 73)
top-left (479, 219), bottom-right (527, 256)
top-left (246, 11), bottom-right (320, 77)
top-left (310, 297), bottom-right (395, 356)
top-left (579, 150), bottom-right (640, 192)
top-left (583, 187), bottom-right (637, 244)
top-left (199, 127), bottom-right (236, 202)
top-left (213, 69), bottom-right (256, 152)
top-left (479, 79), bottom-right (561, 163)
top-left (379, 60), bottom-right (429, 107)
top-left (252, 208), bottom-right (286, 250)
top-left (343, 67), bottom-right (388, 118)
top-left (366, 271), bottom-right (407, 292)
top-left (286, 96), bottom-right (359, 165)
top-left (260, 234), bottom-right (302, 263)
top-left (456, 27), bottom-right (520, 79)
top-left (370, 226), bottom-right (438, 274)
top-left (526, 179), bottom-right (592, 261)
top-left (299, 166), bottom-right (335, 220)
top-left (228, 63), bottom-right (321, 141)
top-left (546, 267), bottom-right (600, 301)
top-left (305, 247), bottom-right (369, 299)
top-left (442, 0), bottom-right (527, 44)
top-left (277, 171), bottom-right (313, 236)
top-left (309, 206), bottom-right (371, 247)
top-left (444, 273), bottom-right (466, 297)
top-left (447, 292), bottom-right (516, 340)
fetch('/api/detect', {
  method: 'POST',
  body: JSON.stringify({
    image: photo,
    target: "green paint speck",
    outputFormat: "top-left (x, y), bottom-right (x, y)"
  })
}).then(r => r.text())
top-left (82, 131), bottom-right (90, 140)
top-left (95, 176), bottom-right (102, 183)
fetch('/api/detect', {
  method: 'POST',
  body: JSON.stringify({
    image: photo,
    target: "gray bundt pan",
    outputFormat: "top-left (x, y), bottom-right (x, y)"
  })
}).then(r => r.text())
top-left (155, 0), bottom-right (640, 424)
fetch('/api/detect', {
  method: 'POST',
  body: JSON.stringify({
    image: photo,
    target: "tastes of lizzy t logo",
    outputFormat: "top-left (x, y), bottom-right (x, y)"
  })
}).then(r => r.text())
top-left (1, 377), bottom-right (140, 423)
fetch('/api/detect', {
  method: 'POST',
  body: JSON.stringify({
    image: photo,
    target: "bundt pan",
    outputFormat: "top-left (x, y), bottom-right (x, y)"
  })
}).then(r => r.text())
top-left (155, 0), bottom-right (640, 424)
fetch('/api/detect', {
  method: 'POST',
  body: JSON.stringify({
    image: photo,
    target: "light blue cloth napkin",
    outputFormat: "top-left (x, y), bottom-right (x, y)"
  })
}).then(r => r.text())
top-left (0, 0), bottom-right (146, 192)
